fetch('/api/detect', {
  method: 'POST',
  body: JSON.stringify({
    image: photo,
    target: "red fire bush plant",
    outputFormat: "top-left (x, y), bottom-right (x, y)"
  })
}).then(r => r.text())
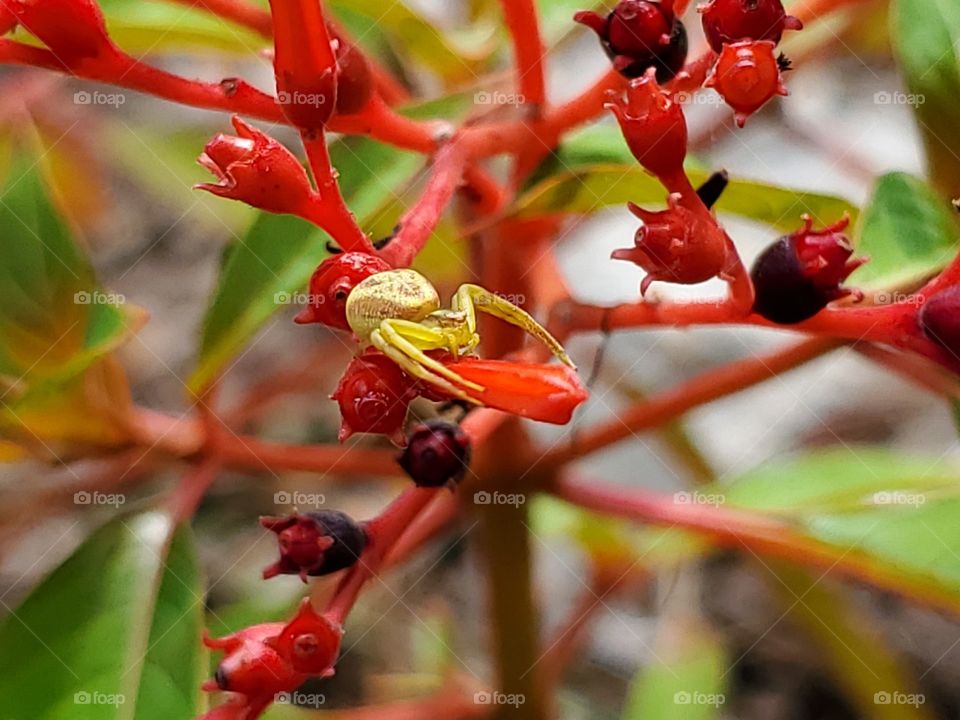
top-left (2, 0), bottom-right (960, 718)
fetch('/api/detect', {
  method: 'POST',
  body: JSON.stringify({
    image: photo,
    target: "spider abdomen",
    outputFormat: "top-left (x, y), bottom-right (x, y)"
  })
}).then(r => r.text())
top-left (346, 269), bottom-right (441, 341)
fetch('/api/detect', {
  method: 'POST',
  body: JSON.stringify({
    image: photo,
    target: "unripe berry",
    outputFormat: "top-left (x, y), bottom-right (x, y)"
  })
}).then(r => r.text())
top-left (704, 39), bottom-right (786, 126)
top-left (919, 287), bottom-right (960, 356)
top-left (612, 193), bottom-right (729, 294)
top-left (699, 0), bottom-right (802, 53)
top-left (260, 511), bottom-right (367, 581)
top-left (751, 215), bottom-right (865, 324)
top-left (269, 599), bottom-right (343, 676)
top-left (331, 353), bottom-right (417, 443)
top-left (203, 623), bottom-right (303, 698)
top-left (295, 252), bottom-right (390, 330)
top-left (575, 1), bottom-right (688, 82)
top-left (607, 68), bottom-right (687, 178)
top-left (397, 420), bottom-right (471, 489)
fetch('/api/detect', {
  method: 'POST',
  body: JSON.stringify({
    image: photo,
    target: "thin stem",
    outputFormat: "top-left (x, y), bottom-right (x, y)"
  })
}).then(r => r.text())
top-left (540, 337), bottom-right (841, 466)
top-left (301, 129), bottom-right (374, 252)
top-left (498, 0), bottom-right (547, 110)
top-left (553, 473), bottom-right (960, 614)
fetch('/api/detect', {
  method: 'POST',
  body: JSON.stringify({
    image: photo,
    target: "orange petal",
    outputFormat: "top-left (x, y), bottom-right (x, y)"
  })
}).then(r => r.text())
top-left (441, 358), bottom-right (588, 425)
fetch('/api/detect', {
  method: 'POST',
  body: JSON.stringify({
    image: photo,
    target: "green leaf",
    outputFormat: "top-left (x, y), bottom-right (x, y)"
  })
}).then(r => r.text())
top-left (509, 163), bottom-right (859, 232)
top-left (850, 172), bottom-right (958, 291)
top-left (0, 151), bottom-right (141, 391)
top-left (622, 620), bottom-right (727, 720)
top-left (327, 0), bottom-right (493, 82)
top-left (0, 514), bottom-right (203, 720)
top-left (718, 447), bottom-right (960, 597)
top-left (892, 0), bottom-right (960, 194)
top-left (190, 212), bottom-right (329, 392)
top-left (96, 0), bottom-right (266, 55)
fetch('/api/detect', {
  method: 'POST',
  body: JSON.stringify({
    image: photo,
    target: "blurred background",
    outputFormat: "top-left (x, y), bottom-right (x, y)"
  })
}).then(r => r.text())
top-left (3, 1), bottom-right (960, 718)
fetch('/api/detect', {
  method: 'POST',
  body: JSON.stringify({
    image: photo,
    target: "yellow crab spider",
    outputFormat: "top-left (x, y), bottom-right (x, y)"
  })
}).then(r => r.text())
top-left (344, 269), bottom-right (575, 403)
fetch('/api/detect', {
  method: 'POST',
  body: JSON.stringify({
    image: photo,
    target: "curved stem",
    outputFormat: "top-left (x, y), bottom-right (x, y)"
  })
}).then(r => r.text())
top-left (498, 0), bottom-right (547, 110)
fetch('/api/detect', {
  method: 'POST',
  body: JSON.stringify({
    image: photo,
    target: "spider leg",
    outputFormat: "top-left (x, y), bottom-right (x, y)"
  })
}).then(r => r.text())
top-left (371, 321), bottom-right (485, 400)
top-left (453, 285), bottom-right (575, 368)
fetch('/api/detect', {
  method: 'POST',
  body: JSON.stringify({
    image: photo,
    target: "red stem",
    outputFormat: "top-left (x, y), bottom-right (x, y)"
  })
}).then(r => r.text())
top-left (498, 0), bottom-right (547, 110)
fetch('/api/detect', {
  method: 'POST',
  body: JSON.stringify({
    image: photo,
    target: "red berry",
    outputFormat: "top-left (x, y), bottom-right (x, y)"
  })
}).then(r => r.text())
top-left (751, 214), bottom-right (865, 324)
top-left (919, 287), bottom-right (960, 355)
top-left (330, 352), bottom-right (417, 443)
top-left (606, 68), bottom-right (687, 178)
top-left (203, 622), bottom-right (303, 699)
top-left (295, 252), bottom-right (390, 330)
top-left (699, 0), bottom-right (802, 53)
top-left (704, 39), bottom-right (786, 126)
top-left (612, 193), bottom-right (729, 294)
top-left (397, 420), bottom-right (471, 489)
top-left (575, 1), bottom-right (688, 82)
top-left (332, 35), bottom-right (374, 115)
top-left (261, 511), bottom-right (367, 581)
top-left (269, 599), bottom-right (343, 676)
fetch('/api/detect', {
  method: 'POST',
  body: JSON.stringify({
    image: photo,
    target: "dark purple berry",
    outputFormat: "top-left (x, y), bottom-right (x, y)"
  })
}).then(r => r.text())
top-left (260, 511), bottom-right (367, 581)
top-left (920, 286), bottom-right (960, 356)
top-left (397, 420), bottom-right (471, 489)
top-left (751, 215), bottom-right (865, 324)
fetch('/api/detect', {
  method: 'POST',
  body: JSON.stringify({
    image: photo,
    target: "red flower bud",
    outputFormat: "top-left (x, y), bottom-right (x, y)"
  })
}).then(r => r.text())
top-left (332, 35), bottom-right (374, 115)
top-left (751, 214), bottom-right (865, 324)
top-left (612, 193), bottom-right (729, 294)
top-left (919, 287), bottom-right (960, 356)
top-left (607, 68), bottom-right (687, 178)
top-left (269, 0), bottom-right (338, 128)
top-left (331, 352), bottom-right (418, 443)
top-left (704, 39), bottom-right (786, 127)
top-left (202, 623), bottom-right (304, 705)
top-left (295, 252), bottom-right (390, 330)
top-left (196, 115), bottom-right (315, 214)
top-left (10, 0), bottom-right (115, 64)
top-left (699, 0), bottom-right (802, 53)
top-left (268, 599), bottom-right (343, 676)
top-left (260, 511), bottom-right (367, 581)
top-left (435, 357), bottom-right (588, 425)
